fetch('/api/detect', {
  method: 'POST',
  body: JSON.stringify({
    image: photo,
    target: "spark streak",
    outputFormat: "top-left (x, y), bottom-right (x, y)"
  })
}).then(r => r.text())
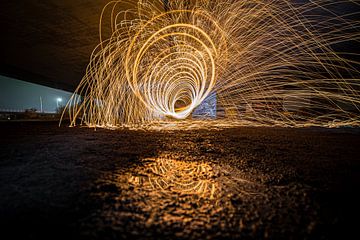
top-left (62, 0), bottom-right (360, 129)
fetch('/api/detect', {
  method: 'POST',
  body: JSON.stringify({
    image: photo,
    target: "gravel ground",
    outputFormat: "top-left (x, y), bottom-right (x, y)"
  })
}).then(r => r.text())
top-left (0, 121), bottom-right (359, 239)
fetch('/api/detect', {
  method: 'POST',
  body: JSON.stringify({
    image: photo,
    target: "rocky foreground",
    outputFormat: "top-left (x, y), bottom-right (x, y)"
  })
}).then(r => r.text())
top-left (0, 121), bottom-right (359, 239)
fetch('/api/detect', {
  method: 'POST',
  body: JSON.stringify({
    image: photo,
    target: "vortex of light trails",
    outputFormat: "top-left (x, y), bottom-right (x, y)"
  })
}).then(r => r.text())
top-left (63, 0), bottom-right (360, 128)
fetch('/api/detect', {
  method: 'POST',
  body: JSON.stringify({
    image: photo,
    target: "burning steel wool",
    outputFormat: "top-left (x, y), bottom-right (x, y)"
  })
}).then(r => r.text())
top-left (62, 0), bottom-right (360, 129)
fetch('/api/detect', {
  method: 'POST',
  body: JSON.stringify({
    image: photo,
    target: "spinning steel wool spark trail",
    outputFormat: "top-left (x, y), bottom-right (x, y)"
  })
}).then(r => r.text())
top-left (62, 0), bottom-right (360, 129)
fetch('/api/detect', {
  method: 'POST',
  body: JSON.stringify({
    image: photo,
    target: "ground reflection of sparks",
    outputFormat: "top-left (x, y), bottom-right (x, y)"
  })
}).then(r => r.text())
top-left (93, 156), bottom-right (267, 232)
top-left (128, 158), bottom-right (217, 199)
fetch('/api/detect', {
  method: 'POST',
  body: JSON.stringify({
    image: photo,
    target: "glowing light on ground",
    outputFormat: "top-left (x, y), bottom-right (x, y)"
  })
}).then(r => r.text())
top-left (125, 155), bottom-right (262, 200)
top-left (62, 0), bottom-right (360, 129)
top-left (128, 158), bottom-right (217, 199)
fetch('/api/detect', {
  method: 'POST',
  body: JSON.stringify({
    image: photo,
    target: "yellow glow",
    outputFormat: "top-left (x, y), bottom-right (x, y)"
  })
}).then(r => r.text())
top-left (62, 0), bottom-right (360, 129)
top-left (128, 158), bottom-right (217, 199)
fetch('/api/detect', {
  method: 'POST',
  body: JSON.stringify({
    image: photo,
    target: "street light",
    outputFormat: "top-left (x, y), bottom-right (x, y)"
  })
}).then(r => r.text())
top-left (56, 98), bottom-right (63, 109)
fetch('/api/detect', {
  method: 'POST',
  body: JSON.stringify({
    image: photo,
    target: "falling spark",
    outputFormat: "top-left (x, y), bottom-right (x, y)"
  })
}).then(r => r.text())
top-left (62, 0), bottom-right (360, 129)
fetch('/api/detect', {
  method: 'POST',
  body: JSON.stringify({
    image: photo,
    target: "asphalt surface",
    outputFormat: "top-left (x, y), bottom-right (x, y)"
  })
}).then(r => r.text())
top-left (0, 121), bottom-right (359, 239)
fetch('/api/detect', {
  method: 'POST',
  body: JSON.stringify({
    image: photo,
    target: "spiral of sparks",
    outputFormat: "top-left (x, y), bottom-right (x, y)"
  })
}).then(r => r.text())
top-left (63, 0), bottom-right (360, 129)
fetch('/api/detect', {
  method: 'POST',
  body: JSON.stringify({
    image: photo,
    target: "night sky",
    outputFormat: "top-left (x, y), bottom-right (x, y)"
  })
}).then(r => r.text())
top-left (0, 75), bottom-right (72, 113)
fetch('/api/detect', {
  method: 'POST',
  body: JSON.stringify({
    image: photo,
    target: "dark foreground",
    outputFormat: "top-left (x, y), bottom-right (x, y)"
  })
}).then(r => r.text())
top-left (0, 122), bottom-right (359, 240)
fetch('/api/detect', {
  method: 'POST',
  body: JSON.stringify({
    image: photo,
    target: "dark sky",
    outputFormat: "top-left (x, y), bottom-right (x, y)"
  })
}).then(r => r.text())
top-left (0, 75), bottom-right (73, 113)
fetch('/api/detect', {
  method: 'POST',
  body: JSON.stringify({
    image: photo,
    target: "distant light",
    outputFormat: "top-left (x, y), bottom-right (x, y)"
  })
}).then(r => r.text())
top-left (57, 98), bottom-right (63, 102)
